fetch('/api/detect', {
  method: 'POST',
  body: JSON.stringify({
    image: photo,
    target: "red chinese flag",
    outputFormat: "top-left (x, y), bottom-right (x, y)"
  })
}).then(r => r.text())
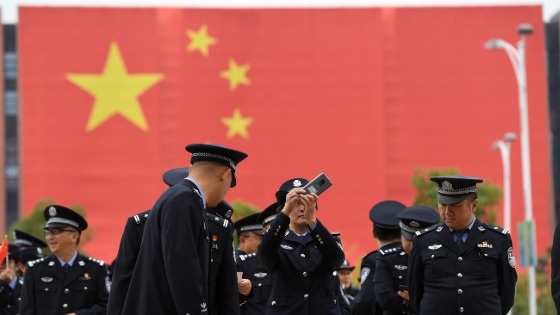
top-left (0, 236), bottom-right (8, 265)
top-left (19, 7), bottom-right (552, 264)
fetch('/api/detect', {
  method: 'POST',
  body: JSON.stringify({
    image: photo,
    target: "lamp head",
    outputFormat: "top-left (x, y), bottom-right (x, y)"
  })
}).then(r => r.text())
top-left (517, 24), bottom-right (533, 36)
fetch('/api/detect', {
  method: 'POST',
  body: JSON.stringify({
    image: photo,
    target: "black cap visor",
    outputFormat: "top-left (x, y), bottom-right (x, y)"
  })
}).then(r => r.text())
top-left (437, 193), bottom-right (468, 205)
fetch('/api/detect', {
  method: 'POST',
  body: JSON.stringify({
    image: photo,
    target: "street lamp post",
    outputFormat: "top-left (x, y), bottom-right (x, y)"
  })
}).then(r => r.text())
top-left (485, 24), bottom-right (536, 315)
top-left (493, 132), bottom-right (517, 231)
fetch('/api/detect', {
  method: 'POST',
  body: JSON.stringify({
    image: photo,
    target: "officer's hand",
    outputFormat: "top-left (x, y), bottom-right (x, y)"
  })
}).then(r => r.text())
top-left (238, 279), bottom-right (252, 296)
top-left (66, 313), bottom-right (77, 315)
top-left (281, 189), bottom-right (306, 216)
top-left (300, 193), bottom-right (318, 226)
top-left (0, 267), bottom-right (15, 283)
top-left (397, 289), bottom-right (409, 301)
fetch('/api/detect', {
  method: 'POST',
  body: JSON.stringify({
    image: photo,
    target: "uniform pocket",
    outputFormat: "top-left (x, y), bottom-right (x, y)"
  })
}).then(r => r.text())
top-left (473, 248), bottom-right (499, 276)
top-left (422, 251), bottom-right (447, 280)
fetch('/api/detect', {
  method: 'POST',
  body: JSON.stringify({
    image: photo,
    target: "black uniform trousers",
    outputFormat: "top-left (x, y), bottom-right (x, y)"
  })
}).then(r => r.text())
top-left (19, 254), bottom-right (109, 315)
top-left (258, 212), bottom-right (345, 315)
top-left (408, 220), bottom-right (517, 315)
top-left (121, 179), bottom-right (210, 315)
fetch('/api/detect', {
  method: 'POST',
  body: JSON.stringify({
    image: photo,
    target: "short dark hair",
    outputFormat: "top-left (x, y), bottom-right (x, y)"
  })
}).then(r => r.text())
top-left (373, 225), bottom-right (401, 242)
top-left (466, 192), bottom-right (478, 204)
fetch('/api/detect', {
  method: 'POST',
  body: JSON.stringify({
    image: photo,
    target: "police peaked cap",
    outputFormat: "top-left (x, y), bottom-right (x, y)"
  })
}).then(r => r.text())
top-left (430, 175), bottom-right (483, 204)
top-left (162, 167), bottom-right (190, 187)
top-left (44, 205), bottom-right (88, 231)
top-left (397, 206), bottom-right (440, 241)
top-left (257, 202), bottom-right (280, 226)
top-left (275, 178), bottom-right (309, 206)
top-left (338, 259), bottom-right (355, 271)
top-left (234, 213), bottom-right (263, 236)
top-left (14, 229), bottom-right (47, 248)
top-left (369, 200), bottom-right (406, 228)
top-left (186, 143), bottom-right (248, 188)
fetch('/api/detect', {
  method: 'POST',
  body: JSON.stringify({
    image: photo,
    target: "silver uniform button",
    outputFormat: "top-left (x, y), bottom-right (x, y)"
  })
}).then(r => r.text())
top-left (63, 304), bottom-right (68, 309)
top-left (300, 254), bottom-right (305, 258)
top-left (303, 272), bottom-right (308, 277)
top-left (457, 289), bottom-right (463, 294)
top-left (258, 283), bottom-right (262, 287)
top-left (272, 301), bottom-right (276, 306)
top-left (64, 288), bottom-right (69, 293)
top-left (398, 276), bottom-right (402, 279)
top-left (458, 257), bottom-right (463, 261)
top-left (304, 294), bottom-right (309, 298)
top-left (457, 273), bottom-right (463, 277)
top-left (460, 307), bottom-right (464, 312)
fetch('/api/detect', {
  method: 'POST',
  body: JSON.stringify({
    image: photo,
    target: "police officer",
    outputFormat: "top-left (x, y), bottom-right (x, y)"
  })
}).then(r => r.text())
top-left (408, 175), bottom-right (517, 314)
top-left (258, 178), bottom-right (345, 314)
top-left (13, 230), bottom-right (47, 278)
top-left (373, 206), bottom-right (439, 315)
top-left (107, 167), bottom-right (189, 315)
top-left (121, 143), bottom-right (247, 315)
top-left (20, 205), bottom-right (109, 315)
top-left (235, 211), bottom-right (267, 314)
top-left (207, 200), bottom-right (240, 315)
top-left (352, 200), bottom-right (406, 315)
top-left (0, 245), bottom-right (23, 315)
top-left (337, 259), bottom-right (359, 307)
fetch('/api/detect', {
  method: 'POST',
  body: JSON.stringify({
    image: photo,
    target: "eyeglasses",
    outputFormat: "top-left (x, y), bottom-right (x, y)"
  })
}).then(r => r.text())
top-left (44, 228), bottom-right (78, 236)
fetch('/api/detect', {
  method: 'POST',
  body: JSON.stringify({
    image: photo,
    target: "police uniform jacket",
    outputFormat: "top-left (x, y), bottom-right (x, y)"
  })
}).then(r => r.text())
top-left (258, 212), bottom-right (345, 315)
top-left (551, 222), bottom-right (560, 313)
top-left (0, 278), bottom-right (22, 315)
top-left (19, 254), bottom-right (109, 315)
top-left (207, 211), bottom-right (239, 315)
top-left (373, 242), bottom-right (413, 315)
top-left (408, 219), bottom-right (517, 315)
top-left (352, 251), bottom-right (383, 315)
top-left (107, 209), bottom-right (150, 315)
top-left (237, 249), bottom-right (272, 315)
top-left (121, 179), bottom-right (211, 315)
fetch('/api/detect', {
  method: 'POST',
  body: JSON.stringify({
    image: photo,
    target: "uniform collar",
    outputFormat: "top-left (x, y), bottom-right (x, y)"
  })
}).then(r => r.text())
top-left (186, 178), bottom-right (206, 209)
top-left (57, 251), bottom-right (78, 266)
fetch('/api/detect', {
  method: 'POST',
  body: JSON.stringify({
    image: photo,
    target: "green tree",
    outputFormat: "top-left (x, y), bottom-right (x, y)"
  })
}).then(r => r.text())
top-left (411, 168), bottom-right (502, 224)
top-left (7, 199), bottom-right (95, 255)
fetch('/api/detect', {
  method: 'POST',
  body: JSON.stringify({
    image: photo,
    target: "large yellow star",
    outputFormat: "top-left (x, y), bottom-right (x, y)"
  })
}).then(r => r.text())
top-left (186, 24), bottom-right (217, 57)
top-left (222, 108), bottom-right (254, 139)
top-left (66, 42), bottom-right (163, 132)
top-left (219, 59), bottom-right (251, 91)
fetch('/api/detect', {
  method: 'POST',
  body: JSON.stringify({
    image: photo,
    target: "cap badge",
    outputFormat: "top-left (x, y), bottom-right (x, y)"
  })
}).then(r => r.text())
top-left (293, 180), bottom-right (302, 187)
top-left (442, 181), bottom-right (452, 190)
top-left (48, 206), bottom-right (57, 217)
top-left (410, 221), bottom-right (420, 228)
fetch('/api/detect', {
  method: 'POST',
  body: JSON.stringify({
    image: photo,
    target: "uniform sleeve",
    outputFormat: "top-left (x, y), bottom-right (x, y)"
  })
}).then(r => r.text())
top-left (309, 219), bottom-right (345, 270)
top-left (75, 264), bottom-right (109, 315)
top-left (258, 212), bottom-right (290, 271)
top-left (107, 218), bottom-right (138, 315)
top-left (216, 225), bottom-right (240, 315)
top-left (407, 241), bottom-right (424, 314)
top-left (498, 234), bottom-right (517, 314)
top-left (351, 257), bottom-right (378, 315)
top-left (551, 223), bottom-right (560, 313)
top-left (373, 256), bottom-right (412, 314)
top-left (161, 192), bottom-right (207, 314)
top-left (19, 264), bottom-right (37, 315)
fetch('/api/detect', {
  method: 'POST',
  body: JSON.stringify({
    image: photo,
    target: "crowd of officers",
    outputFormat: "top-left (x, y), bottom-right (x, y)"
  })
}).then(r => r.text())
top-left (0, 143), bottom-right (519, 315)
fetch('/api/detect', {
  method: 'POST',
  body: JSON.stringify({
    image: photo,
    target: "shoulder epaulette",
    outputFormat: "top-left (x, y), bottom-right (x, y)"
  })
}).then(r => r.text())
top-left (415, 224), bottom-right (441, 237)
top-left (379, 245), bottom-right (403, 256)
top-left (27, 257), bottom-right (47, 268)
top-left (361, 250), bottom-right (378, 261)
top-left (238, 252), bottom-right (257, 262)
top-left (86, 256), bottom-right (106, 266)
top-left (132, 210), bottom-right (150, 225)
top-left (207, 213), bottom-right (229, 229)
top-left (483, 223), bottom-right (510, 235)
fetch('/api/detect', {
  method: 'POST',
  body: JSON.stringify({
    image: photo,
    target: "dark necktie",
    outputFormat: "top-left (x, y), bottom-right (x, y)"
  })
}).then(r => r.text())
top-left (63, 263), bottom-right (70, 273)
top-left (454, 230), bottom-right (467, 250)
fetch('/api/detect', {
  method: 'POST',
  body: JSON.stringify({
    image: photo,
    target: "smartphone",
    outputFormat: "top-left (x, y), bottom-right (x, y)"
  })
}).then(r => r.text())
top-left (398, 285), bottom-right (408, 291)
top-left (302, 173), bottom-right (333, 196)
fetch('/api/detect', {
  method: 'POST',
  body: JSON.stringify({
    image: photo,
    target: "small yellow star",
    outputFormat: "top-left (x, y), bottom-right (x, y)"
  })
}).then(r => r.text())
top-left (66, 41), bottom-right (163, 132)
top-left (220, 59), bottom-right (251, 91)
top-left (221, 108), bottom-right (254, 139)
top-left (186, 24), bottom-right (217, 57)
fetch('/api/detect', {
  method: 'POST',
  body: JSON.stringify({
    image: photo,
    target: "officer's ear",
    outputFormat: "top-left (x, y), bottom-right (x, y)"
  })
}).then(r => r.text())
top-left (470, 198), bottom-right (478, 213)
